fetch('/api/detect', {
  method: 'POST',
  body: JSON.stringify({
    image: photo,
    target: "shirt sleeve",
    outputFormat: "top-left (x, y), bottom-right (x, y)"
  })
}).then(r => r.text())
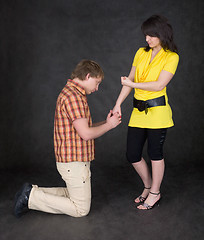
top-left (63, 94), bottom-right (87, 122)
top-left (163, 52), bottom-right (179, 74)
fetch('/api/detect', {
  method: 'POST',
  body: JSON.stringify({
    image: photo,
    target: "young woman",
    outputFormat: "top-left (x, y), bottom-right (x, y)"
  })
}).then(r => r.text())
top-left (113, 15), bottom-right (179, 210)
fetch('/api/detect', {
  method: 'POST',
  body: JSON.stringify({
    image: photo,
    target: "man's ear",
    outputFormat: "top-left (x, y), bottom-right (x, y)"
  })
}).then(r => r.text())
top-left (85, 73), bottom-right (90, 80)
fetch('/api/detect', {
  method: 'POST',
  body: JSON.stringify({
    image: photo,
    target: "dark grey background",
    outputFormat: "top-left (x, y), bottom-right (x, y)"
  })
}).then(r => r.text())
top-left (0, 0), bottom-right (203, 171)
top-left (1, 1), bottom-right (204, 240)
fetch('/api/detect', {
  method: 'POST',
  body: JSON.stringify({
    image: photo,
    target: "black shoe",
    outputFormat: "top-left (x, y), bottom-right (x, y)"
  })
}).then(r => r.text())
top-left (137, 192), bottom-right (161, 210)
top-left (134, 186), bottom-right (151, 204)
top-left (14, 183), bottom-right (32, 218)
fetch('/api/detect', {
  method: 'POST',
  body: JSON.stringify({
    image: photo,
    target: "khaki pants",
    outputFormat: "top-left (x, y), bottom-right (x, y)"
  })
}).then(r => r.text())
top-left (28, 162), bottom-right (91, 217)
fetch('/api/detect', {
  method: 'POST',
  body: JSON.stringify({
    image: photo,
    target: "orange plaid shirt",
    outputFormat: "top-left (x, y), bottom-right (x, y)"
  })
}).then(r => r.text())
top-left (54, 79), bottom-right (94, 162)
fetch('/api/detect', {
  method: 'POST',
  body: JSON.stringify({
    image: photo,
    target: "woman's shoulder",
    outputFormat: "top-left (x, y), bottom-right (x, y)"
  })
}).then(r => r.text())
top-left (137, 47), bottom-right (146, 53)
top-left (166, 50), bottom-right (179, 59)
top-left (163, 50), bottom-right (179, 72)
top-left (134, 47), bottom-right (147, 57)
top-left (133, 47), bottom-right (149, 64)
top-left (163, 50), bottom-right (179, 65)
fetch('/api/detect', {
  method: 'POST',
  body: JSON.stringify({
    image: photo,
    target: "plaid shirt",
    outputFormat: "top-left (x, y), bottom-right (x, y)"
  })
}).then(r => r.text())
top-left (54, 79), bottom-right (94, 162)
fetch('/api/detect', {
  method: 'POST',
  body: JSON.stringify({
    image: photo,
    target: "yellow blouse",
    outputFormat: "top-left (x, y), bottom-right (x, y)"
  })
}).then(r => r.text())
top-left (128, 47), bottom-right (179, 129)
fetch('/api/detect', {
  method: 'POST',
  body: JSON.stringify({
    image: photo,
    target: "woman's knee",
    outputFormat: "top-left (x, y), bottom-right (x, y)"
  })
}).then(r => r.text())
top-left (126, 151), bottom-right (142, 163)
top-left (148, 146), bottom-right (164, 160)
top-left (147, 128), bottom-right (167, 160)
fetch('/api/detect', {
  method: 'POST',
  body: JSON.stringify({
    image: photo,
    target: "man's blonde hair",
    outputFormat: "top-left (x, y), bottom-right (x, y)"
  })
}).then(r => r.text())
top-left (71, 60), bottom-right (104, 80)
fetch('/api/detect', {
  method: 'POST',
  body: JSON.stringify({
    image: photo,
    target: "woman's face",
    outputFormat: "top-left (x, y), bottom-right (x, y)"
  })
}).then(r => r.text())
top-left (145, 35), bottom-right (161, 49)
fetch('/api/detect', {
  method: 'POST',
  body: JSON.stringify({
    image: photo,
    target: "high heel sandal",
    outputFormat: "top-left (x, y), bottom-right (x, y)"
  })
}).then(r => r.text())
top-left (139, 191), bottom-right (161, 210)
top-left (134, 186), bottom-right (151, 204)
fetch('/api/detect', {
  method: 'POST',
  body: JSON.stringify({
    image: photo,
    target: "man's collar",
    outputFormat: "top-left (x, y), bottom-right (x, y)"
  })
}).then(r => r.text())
top-left (67, 79), bottom-right (86, 95)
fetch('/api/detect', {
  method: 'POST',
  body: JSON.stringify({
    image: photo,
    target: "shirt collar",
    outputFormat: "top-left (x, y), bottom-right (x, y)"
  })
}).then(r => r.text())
top-left (66, 79), bottom-right (86, 96)
top-left (149, 47), bottom-right (165, 55)
top-left (148, 47), bottom-right (166, 64)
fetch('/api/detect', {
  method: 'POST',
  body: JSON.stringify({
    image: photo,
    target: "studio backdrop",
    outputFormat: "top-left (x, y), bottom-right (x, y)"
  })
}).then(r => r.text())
top-left (0, 0), bottom-right (203, 170)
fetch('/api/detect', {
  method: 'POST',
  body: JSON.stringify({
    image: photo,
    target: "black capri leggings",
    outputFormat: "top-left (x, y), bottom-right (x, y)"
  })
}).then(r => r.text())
top-left (126, 127), bottom-right (167, 163)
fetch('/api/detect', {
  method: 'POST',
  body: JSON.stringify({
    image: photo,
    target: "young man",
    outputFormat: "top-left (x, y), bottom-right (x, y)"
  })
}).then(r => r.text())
top-left (14, 60), bottom-right (121, 218)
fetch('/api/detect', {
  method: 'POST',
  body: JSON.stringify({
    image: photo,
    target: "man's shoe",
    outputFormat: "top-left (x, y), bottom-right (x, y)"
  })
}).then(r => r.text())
top-left (14, 182), bottom-right (32, 218)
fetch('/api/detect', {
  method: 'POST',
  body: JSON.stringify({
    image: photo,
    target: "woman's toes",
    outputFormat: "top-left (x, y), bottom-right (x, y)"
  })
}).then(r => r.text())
top-left (137, 204), bottom-right (145, 209)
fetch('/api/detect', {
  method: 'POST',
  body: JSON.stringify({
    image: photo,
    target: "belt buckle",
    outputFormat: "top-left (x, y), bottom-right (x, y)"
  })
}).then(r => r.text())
top-left (137, 101), bottom-right (147, 112)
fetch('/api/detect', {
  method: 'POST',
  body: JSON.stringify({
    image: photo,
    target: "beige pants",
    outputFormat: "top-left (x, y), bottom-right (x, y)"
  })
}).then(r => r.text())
top-left (28, 162), bottom-right (91, 217)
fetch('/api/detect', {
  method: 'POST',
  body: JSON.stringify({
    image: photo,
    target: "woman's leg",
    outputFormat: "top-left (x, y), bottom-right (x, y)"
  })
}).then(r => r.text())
top-left (151, 159), bottom-right (165, 193)
top-left (137, 159), bottom-right (164, 209)
top-left (132, 157), bottom-right (152, 202)
top-left (126, 127), bottom-right (151, 202)
top-left (137, 128), bottom-right (167, 209)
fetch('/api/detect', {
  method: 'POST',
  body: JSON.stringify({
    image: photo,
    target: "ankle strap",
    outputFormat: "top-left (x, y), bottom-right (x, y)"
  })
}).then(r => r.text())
top-left (144, 186), bottom-right (151, 189)
top-left (149, 191), bottom-right (160, 195)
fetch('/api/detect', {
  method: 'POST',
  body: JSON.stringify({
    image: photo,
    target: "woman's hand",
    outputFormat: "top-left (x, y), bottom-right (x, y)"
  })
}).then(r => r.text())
top-left (112, 104), bottom-right (122, 118)
top-left (121, 76), bottom-right (134, 88)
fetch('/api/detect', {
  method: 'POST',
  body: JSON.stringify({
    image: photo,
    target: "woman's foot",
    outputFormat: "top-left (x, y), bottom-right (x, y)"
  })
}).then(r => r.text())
top-left (134, 186), bottom-right (151, 204)
top-left (137, 191), bottom-right (161, 210)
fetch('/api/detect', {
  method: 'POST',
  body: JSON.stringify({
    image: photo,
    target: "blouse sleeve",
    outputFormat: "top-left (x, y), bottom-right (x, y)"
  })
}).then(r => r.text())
top-left (163, 52), bottom-right (179, 74)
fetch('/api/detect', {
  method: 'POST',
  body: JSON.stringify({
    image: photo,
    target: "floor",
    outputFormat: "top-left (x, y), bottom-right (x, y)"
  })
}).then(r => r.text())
top-left (0, 160), bottom-right (203, 240)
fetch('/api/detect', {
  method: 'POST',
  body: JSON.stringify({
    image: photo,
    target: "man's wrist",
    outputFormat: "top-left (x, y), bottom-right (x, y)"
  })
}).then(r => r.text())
top-left (105, 121), bottom-right (113, 131)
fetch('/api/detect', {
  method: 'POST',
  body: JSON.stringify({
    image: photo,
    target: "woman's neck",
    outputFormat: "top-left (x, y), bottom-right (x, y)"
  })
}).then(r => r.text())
top-left (152, 45), bottom-right (162, 54)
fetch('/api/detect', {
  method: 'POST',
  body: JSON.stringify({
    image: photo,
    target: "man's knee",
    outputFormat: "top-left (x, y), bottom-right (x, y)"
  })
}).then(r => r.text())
top-left (73, 205), bottom-right (90, 217)
top-left (78, 208), bottom-right (90, 217)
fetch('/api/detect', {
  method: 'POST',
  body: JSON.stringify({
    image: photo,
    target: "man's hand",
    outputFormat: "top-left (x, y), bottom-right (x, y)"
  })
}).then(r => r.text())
top-left (106, 110), bottom-right (121, 128)
top-left (121, 76), bottom-right (134, 88)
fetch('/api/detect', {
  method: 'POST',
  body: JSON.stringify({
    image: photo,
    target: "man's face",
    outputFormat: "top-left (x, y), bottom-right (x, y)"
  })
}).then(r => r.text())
top-left (84, 75), bottom-right (102, 95)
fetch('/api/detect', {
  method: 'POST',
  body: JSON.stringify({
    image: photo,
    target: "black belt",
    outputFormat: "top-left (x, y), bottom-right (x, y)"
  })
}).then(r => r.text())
top-left (133, 95), bottom-right (166, 114)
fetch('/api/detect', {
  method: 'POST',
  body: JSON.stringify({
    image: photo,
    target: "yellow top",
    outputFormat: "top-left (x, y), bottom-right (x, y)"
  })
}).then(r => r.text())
top-left (128, 47), bottom-right (179, 129)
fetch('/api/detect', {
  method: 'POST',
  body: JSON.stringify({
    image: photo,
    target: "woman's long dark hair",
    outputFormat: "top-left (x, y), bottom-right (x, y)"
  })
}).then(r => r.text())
top-left (141, 15), bottom-right (178, 53)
